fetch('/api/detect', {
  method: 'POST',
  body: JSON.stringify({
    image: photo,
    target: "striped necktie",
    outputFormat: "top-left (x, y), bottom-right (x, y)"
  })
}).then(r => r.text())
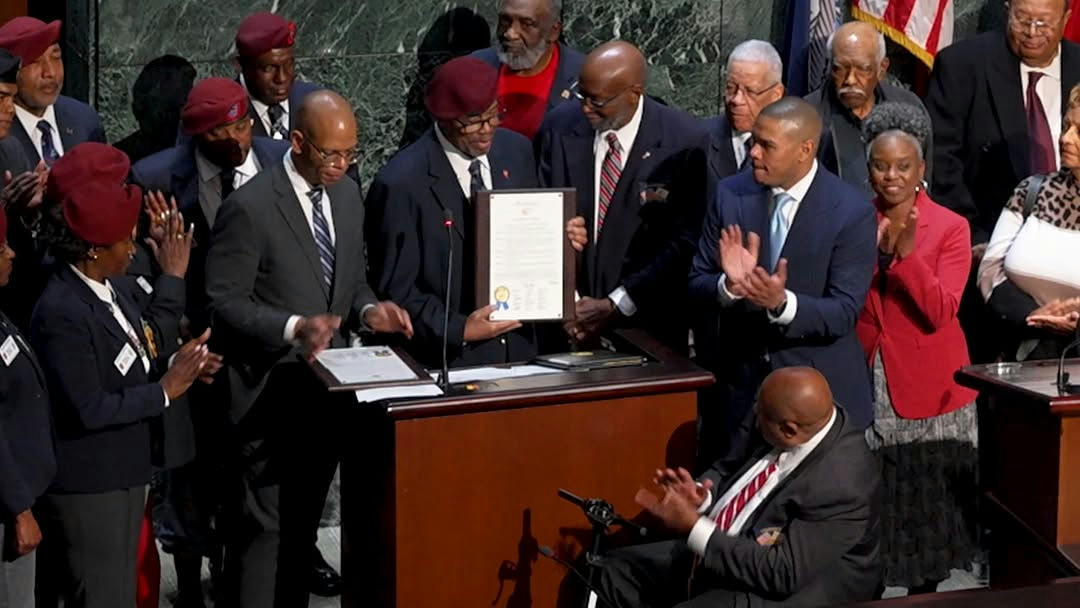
top-left (307, 188), bottom-right (335, 291)
top-left (597, 132), bottom-right (623, 234)
top-left (267, 103), bottom-right (288, 140)
top-left (37, 121), bottom-right (61, 167)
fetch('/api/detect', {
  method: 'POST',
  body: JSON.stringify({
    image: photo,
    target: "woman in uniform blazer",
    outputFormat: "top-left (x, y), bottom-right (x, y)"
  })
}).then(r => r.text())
top-left (29, 166), bottom-right (210, 608)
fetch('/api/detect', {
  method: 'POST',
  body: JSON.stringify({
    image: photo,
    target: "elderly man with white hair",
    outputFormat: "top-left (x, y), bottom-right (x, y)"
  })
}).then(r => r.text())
top-left (805, 20), bottom-right (932, 195)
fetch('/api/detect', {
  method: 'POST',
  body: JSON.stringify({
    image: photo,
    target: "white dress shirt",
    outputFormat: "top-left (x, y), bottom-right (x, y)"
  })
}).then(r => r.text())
top-left (14, 103), bottom-right (64, 159)
top-left (194, 147), bottom-right (261, 226)
top-left (590, 95), bottom-right (645, 316)
top-left (717, 160), bottom-right (819, 326)
top-left (69, 265), bottom-right (170, 407)
top-left (240, 73), bottom-right (290, 139)
top-left (434, 125), bottom-right (492, 197)
top-left (687, 406), bottom-right (837, 554)
top-left (731, 131), bottom-right (751, 169)
top-left (1020, 46), bottom-right (1063, 170)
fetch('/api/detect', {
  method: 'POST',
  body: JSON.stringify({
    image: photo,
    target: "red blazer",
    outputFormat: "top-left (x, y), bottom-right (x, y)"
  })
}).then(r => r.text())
top-left (856, 192), bottom-right (978, 419)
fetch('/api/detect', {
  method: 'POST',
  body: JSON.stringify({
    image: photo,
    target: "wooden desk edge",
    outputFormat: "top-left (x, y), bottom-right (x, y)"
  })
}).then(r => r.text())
top-left (955, 365), bottom-right (1080, 414)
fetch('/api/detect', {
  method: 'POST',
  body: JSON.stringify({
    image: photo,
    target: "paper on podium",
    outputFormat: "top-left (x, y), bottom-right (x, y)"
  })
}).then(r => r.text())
top-left (315, 346), bottom-right (423, 384)
top-left (354, 384), bottom-right (444, 403)
top-left (425, 364), bottom-right (560, 384)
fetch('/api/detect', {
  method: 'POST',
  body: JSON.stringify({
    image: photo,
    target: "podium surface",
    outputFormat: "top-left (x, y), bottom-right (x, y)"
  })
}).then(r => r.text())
top-left (341, 331), bottom-right (713, 607)
top-left (955, 360), bottom-right (1080, 588)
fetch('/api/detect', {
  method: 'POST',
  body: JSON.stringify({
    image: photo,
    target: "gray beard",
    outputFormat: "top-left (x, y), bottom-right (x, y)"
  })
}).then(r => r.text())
top-left (497, 39), bottom-right (551, 72)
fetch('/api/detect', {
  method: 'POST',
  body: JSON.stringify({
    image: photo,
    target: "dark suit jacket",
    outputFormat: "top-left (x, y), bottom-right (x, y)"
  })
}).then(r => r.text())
top-left (30, 265), bottom-right (183, 494)
top-left (536, 97), bottom-right (711, 350)
top-left (206, 161), bottom-right (379, 422)
top-left (0, 138), bottom-right (45, 332)
top-left (9, 95), bottom-right (107, 164)
top-left (0, 311), bottom-right (55, 520)
top-left (471, 44), bottom-right (585, 111)
top-left (130, 137), bottom-right (291, 332)
top-left (364, 127), bottom-right (540, 367)
top-left (704, 114), bottom-right (744, 189)
top-left (696, 406), bottom-right (881, 607)
top-left (926, 32), bottom-right (1080, 244)
top-left (688, 168), bottom-right (876, 429)
top-left (245, 79), bottom-right (321, 139)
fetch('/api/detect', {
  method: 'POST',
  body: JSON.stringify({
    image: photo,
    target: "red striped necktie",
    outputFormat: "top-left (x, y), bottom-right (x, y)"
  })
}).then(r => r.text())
top-left (597, 132), bottom-right (623, 234)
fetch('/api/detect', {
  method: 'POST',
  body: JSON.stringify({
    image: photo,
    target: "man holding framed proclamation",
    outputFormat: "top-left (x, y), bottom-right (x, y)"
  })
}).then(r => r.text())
top-left (365, 57), bottom-right (586, 368)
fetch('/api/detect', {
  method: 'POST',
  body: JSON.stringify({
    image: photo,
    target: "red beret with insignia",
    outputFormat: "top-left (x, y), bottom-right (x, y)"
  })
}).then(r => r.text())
top-left (47, 143), bottom-right (131, 202)
top-left (62, 180), bottom-right (143, 246)
top-left (0, 17), bottom-right (62, 66)
top-left (424, 56), bottom-right (499, 121)
top-left (236, 12), bottom-right (297, 58)
top-left (181, 77), bottom-right (249, 136)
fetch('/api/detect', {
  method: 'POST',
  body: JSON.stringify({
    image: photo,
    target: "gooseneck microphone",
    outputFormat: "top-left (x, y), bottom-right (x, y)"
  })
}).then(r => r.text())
top-left (437, 209), bottom-right (454, 390)
top-left (537, 546), bottom-right (616, 608)
top-left (1056, 324), bottom-right (1080, 395)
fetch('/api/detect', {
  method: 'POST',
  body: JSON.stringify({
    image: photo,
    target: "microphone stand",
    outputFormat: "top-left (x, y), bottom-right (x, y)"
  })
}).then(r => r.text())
top-left (437, 210), bottom-right (454, 390)
top-left (558, 489), bottom-right (646, 608)
top-left (1056, 326), bottom-right (1080, 395)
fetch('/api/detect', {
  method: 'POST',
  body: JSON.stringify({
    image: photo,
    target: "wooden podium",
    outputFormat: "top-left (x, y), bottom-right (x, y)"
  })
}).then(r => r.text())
top-left (955, 360), bottom-right (1080, 588)
top-left (340, 331), bottom-right (713, 607)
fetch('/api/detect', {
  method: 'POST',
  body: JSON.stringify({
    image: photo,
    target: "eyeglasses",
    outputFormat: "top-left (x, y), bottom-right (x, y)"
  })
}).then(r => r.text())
top-left (1008, 12), bottom-right (1062, 35)
top-left (723, 81), bottom-right (780, 101)
top-left (454, 108), bottom-right (505, 135)
top-left (570, 81), bottom-right (633, 109)
top-left (304, 137), bottom-right (359, 166)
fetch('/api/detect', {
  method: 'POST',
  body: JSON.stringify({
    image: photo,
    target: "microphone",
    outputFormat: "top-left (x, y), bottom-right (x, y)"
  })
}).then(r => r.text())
top-left (558, 489), bottom-right (648, 537)
top-left (437, 209), bottom-right (454, 390)
top-left (538, 545), bottom-right (616, 608)
top-left (1056, 323), bottom-right (1080, 395)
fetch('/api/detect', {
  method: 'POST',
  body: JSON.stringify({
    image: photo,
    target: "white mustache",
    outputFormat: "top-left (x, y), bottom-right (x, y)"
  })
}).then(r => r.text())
top-left (838, 87), bottom-right (866, 97)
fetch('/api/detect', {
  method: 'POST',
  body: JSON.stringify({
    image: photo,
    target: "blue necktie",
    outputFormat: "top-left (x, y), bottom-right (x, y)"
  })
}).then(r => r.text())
top-left (307, 188), bottom-right (335, 291)
top-left (37, 121), bottom-right (60, 167)
top-left (468, 159), bottom-right (486, 198)
top-left (768, 192), bottom-right (796, 271)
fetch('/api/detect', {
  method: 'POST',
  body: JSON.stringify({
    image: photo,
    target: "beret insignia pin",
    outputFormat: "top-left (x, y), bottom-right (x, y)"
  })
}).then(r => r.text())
top-left (286, 22), bottom-right (297, 46)
top-left (227, 103), bottom-right (240, 120)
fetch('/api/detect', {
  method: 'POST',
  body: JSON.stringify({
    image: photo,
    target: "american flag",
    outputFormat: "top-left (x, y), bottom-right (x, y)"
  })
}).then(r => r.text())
top-left (851, 0), bottom-right (954, 68)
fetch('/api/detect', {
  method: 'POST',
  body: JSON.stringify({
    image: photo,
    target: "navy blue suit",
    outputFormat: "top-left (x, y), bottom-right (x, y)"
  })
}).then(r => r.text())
top-left (536, 96), bottom-right (711, 351)
top-left (689, 167), bottom-right (876, 443)
top-left (471, 44), bottom-right (584, 111)
top-left (9, 95), bottom-right (106, 164)
top-left (244, 79), bottom-right (321, 139)
top-left (365, 127), bottom-right (541, 367)
top-left (130, 137), bottom-right (290, 331)
top-left (0, 311), bottom-right (54, 520)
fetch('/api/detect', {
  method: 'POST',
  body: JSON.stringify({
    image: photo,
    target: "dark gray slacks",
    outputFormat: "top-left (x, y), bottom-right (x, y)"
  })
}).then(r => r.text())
top-left (223, 365), bottom-right (344, 608)
top-left (599, 540), bottom-right (775, 608)
top-left (33, 488), bottom-right (144, 608)
top-left (0, 521), bottom-right (35, 608)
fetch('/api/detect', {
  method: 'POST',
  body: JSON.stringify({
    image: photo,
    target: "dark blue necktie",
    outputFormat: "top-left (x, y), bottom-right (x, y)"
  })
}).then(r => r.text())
top-left (37, 121), bottom-right (60, 167)
top-left (307, 188), bottom-right (335, 291)
top-left (468, 159), bottom-right (486, 198)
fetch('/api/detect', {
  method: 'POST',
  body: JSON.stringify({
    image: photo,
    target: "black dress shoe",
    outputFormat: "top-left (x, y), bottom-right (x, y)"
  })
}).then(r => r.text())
top-left (309, 548), bottom-right (342, 597)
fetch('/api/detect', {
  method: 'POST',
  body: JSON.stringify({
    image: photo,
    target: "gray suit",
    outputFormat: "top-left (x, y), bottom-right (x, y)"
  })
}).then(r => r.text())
top-left (206, 160), bottom-right (377, 608)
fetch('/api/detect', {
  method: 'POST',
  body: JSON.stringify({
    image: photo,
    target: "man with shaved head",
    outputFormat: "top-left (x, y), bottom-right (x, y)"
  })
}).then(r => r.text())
top-left (805, 21), bottom-right (932, 195)
top-left (601, 367), bottom-right (881, 607)
top-left (207, 90), bottom-right (413, 607)
top-left (536, 40), bottom-right (711, 352)
top-left (689, 97), bottom-right (876, 466)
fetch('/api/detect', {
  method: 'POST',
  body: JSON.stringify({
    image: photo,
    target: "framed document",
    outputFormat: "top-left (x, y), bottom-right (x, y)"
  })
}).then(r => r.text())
top-left (475, 188), bottom-right (576, 322)
top-left (306, 345), bottom-right (432, 392)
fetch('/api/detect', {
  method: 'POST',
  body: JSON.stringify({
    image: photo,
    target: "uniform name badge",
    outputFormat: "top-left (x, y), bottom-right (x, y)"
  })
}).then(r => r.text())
top-left (114, 343), bottom-right (137, 376)
top-left (136, 276), bottom-right (154, 294)
top-left (0, 335), bottom-right (19, 366)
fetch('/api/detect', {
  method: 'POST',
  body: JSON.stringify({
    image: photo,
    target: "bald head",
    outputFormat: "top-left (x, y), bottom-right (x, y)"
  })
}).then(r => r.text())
top-left (830, 21), bottom-right (886, 64)
top-left (755, 367), bottom-right (835, 449)
top-left (582, 41), bottom-right (647, 88)
top-left (577, 41), bottom-right (647, 131)
top-left (291, 90), bottom-right (358, 187)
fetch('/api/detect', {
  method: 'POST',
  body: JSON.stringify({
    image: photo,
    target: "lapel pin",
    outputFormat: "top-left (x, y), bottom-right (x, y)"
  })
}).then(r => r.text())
top-left (642, 151), bottom-right (651, 160)
top-left (502, 169), bottom-right (509, 179)
top-left (561, 89), bottom-right (570, 99)
top-left (64, 127), bottom-right (74, 135)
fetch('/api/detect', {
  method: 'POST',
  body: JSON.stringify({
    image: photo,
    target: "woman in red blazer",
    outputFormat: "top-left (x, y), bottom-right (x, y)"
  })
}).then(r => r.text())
top-left (857, 103), bottom-right (979, 595)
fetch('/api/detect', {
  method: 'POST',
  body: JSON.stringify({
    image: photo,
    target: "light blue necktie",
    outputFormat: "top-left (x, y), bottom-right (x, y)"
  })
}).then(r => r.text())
top-left (768, 192), bottom-right (796, 271)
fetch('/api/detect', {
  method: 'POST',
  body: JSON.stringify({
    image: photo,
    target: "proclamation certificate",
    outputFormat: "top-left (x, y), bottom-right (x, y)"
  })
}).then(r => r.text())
top-left (475, 188), bottom-right (576, 322)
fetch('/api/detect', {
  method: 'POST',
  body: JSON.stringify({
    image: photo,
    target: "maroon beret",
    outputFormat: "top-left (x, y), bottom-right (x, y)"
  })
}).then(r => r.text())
top-left (47, 143), bottom-right (131, 202)
top-left (63, 180), bottom-right (143, 246)
top-left (0, 17), bottom-right (62, 66)
top-left (425, 56), bottom-right (499, 121)
top-left (236, 12), bottom-right (297, 58)
top-left (181, 77), bottom-right (249, 136)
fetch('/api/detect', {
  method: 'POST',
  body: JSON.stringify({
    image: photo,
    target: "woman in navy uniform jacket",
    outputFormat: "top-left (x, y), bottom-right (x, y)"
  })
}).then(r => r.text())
top-left (0, 204), bottom-right (55, 607)
top-left (29, 157), bottom-right (211, 608)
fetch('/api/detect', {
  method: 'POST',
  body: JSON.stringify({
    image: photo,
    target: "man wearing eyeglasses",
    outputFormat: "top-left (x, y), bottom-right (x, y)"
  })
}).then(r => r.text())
top-left (806, 21), bottom-right (931, 197)
top-left (129, 76), bottom-right (291, 608)
top-left (207, 89), bottom-right (413, 608)
top-left (925, 0), bottom-right (1080, 363)
top-left (536, 41), bottom-right (711, 353)
top-left (471, 0), bottom-right (584, 139)
top-left (366, 56), bottom-right (566, 368)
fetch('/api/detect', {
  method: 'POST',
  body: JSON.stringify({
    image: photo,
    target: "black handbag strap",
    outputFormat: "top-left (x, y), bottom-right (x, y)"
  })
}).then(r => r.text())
top-left (1024, 174), bottom-right (1047, 220)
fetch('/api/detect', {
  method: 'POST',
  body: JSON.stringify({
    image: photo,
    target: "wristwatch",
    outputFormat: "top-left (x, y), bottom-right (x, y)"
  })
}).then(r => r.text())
top-left (770, 299), bottom-right (787, 317)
